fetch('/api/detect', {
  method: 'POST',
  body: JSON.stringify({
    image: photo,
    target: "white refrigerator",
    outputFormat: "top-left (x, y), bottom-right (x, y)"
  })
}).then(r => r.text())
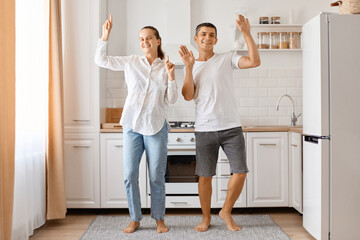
top-left (302, 13), bottom-right (360, 240)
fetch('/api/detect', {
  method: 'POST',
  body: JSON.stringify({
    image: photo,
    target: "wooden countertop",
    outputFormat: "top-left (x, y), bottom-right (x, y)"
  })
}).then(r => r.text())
top-left (100, 125), bottom-right (303, 134)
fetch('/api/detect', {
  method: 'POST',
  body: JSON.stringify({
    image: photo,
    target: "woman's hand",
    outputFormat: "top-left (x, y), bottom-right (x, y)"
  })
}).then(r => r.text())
top-left (165, 56), bottom-right (175, 81)
top-left (236, 14), bottom-right (250, 36)
top-left (101, 14), bottom-right (112, 41)
top-left (179, 45), bottom-right (195, 68)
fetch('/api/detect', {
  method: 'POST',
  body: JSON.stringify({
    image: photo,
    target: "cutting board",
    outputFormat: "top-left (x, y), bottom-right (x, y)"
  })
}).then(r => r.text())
top-left (105, 108), bottom-right (122, 123)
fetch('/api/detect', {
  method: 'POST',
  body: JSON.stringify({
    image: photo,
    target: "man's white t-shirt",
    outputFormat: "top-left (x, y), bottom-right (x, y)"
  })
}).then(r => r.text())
top-left (192, 52), bottom-right (242, 132)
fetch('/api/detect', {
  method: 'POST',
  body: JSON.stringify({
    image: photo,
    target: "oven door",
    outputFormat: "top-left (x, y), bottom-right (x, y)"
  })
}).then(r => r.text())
top-left (165, 148), bottom-right (198, 195)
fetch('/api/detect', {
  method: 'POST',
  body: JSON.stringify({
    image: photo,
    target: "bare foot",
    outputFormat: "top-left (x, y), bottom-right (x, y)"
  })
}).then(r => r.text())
top-left (156, 220), bottom-right (169, 233)
top-left (195, 217), bottom-right (211, 232)
top-left (219, 210), bottom-right (241, 231)
top-left (123, 221), bottom-right (140, 233)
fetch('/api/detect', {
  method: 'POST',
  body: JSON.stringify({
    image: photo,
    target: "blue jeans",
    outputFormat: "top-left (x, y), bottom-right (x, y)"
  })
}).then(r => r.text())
top-left (123, 121), bottom-right (168, 222)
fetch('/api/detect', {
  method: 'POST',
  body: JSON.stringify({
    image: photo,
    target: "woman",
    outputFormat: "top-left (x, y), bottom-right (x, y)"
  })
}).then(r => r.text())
top-left (95, 15), bottom-right (178, 234)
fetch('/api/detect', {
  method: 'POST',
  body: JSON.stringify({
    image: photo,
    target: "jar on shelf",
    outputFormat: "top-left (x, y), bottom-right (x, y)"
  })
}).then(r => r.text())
top-left (289, 32), bottom-right (300, 49)
top-left (257, 32), bottom-right (269, 49)
top-left (278, 32), bottom-right (289, 49)
top-left (259, 17), bottom-right (269, 24)
top-left (269, 32), bottom-right (279, 49)
top-left (271, 16), bottom-right (281, 24)
top-left (298, 32), bottom-right (302, 49)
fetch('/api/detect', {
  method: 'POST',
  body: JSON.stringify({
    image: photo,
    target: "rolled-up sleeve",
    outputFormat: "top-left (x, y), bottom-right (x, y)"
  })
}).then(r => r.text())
top-left (165, 80), bottom-right (178, 104)
top-left (94, 40), bottom-right (130, 71)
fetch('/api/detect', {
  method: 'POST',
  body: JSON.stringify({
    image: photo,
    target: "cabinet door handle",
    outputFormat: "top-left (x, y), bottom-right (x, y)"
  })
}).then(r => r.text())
top-left (73, 120), bottom-right (90, 122)
top-left (260, 143), bottom-right (277, 146)
top-left (221, 174), bottom-right (231, 177)
top-left (170, 201), bottom-right (188, 205)
top-left (220, 159), bottom-right (229, 162)
top-left (291, 144), bottom-right (298, 147)
top-left (114, 145), bottom-right (122, 147)
top-left (221, 189), bottom-right (228, 192)
top-left (73, 145), bottom-right (91, 148)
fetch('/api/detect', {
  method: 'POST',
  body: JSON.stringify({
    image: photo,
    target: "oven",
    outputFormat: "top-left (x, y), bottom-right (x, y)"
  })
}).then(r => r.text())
top-left (147, 122), bottom-right (198, 196)
top-left (166, 132), bottom-right (198, 195)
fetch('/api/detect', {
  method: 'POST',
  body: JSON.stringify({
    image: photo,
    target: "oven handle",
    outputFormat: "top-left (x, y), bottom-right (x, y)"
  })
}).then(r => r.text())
top-left (168, 148), bottom-right (195, 151)
top-left (170, 201), bottom-right (188, 204)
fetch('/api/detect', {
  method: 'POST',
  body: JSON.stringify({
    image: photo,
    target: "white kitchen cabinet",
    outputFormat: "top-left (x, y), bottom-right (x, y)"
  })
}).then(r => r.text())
top-left (62, 0), bottom-right (100, 133)
top-left (212, 149), bottom-right (247, 208)
top-left (100, 133), bottom-right (147, 208)
top-left (64, 133), bottom-right (100, 208)
top-left (247, 132), bottom-right (289, 207)
top-left (289, 132), bottom-right (303, 213)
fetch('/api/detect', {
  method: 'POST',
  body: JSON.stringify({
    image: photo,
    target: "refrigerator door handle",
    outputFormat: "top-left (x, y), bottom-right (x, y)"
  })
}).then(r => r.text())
top-left (304, 135), bottom-right (330, 144)
top-left (304, 136), bottom-right (320, 144)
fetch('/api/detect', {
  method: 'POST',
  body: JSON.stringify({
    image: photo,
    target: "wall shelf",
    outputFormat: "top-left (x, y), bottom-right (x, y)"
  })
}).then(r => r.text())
top-left (251, 24), bottom-right (303, 27)
top-left (232, 49), bottom-right (302, 52)
top-left (230, 24), bottom-right (303, 28)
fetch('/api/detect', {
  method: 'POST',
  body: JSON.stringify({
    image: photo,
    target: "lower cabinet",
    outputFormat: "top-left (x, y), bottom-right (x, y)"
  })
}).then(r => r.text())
top-left (64, 133), bottom-right (100, 208)
top-left (246, 132), bottom-right (289, 207)
top-left (212, 148), bottom-right (247, 208)
top-left (65, 132), bottom-right (302, 210)
top-left (289, 132), bottom-right (303, 213)
top-left (100, 133), bottom-right (147, 208)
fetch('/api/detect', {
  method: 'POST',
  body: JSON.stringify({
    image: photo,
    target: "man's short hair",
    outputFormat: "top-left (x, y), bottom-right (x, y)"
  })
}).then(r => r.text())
top-left (195, 23), bottom-right (217, 37)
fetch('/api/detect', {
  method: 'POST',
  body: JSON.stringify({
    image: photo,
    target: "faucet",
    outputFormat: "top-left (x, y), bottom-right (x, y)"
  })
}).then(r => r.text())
top-left (275, 94), bottom-right (302, 126)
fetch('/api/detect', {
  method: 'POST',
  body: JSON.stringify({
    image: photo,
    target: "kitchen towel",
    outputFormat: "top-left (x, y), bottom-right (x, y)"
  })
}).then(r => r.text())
top-left (80, 215), bottom-right (290, 240)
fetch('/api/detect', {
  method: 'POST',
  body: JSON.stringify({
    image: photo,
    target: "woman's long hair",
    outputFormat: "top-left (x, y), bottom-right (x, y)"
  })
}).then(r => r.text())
top-left (141, 26), bottom-right (165, 60)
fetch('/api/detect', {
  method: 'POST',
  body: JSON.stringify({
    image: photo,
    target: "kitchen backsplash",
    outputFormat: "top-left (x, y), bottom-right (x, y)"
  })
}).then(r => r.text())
top-left (105, 67), bottom-right (302, 126)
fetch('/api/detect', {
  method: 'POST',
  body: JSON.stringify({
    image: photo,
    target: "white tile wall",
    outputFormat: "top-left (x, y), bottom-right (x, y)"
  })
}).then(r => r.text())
top-left (105, 67), bottom-right (303, 126)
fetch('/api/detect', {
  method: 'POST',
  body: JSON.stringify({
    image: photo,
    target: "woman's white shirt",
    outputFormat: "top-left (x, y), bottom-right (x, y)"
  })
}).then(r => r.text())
top-left (95, 40), bottom-right (178, 135)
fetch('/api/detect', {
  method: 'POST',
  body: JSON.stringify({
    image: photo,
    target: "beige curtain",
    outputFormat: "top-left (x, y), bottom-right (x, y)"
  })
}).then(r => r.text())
top-left (46, 0), bottom-right (66, 220)
top-left (0, 0), bottom-right (16, 239)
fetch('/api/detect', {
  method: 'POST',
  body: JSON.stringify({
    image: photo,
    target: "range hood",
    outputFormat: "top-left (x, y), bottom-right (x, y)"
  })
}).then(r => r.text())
top-left (164, 0), bottom-right (198, 67)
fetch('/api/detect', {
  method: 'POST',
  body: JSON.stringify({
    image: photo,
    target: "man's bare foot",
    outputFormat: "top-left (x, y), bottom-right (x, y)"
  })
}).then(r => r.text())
top-left (219, 210), bottom-right (241, 231)
top-left (195, 217), bottom-right (211, 232)
top-left (156, 220), bottom-right (169, 233)
top-left (123, 221), bottom-right (140, 233)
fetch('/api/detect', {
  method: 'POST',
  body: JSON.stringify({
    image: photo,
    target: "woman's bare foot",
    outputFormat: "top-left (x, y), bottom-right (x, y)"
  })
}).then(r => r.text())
top-left (123, 221), bottom-right (140, 233)
top-left (195, 217), bottom-right (211, 232)
top-left (156, 220), bottom-right (169, 233)
top-left (219, 210), bottom-right (241, 231)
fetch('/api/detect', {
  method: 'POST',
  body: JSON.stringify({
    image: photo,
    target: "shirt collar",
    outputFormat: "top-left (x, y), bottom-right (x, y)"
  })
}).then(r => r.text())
top-left (141, 56), bottom-right (163, 65)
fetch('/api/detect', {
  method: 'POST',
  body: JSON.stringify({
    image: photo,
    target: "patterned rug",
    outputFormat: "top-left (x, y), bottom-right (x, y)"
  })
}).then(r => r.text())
top-left (80, 214), bottom-right (290, 240)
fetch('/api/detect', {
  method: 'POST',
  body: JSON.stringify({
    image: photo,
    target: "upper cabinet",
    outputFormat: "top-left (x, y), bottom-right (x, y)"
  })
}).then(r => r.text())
top-left (62, 0), bottom-right (100, 133)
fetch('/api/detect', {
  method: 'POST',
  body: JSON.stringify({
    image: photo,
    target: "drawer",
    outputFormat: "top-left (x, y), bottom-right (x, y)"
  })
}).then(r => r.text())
top-left (217, 177), bottom-right (230, 200)
top-left (165, 196), bottom-right (200, 208)
top-left (217, 162), bottom-right (231, 177)
top-left (219, 148), bottom-right (228, 161)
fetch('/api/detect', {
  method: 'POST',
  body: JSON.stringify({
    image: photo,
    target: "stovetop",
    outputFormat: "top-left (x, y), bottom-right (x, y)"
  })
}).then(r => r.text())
top-left (169, 121), bottom-right (195, 128)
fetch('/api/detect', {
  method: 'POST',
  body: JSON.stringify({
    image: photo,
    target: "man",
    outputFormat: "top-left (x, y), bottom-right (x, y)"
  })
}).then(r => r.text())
top-left (179, 14), bottom-right (260, 232)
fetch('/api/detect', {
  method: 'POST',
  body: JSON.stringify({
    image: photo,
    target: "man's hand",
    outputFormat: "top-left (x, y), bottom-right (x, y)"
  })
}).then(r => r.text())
top-left (179, 45), bottom-right (195, 68)
top-left (101, 14), bottom-right (112, 41)
top-left (165, 56), bottom-right (175, 81)
top-left (236, 14), bottom-right (250, 36)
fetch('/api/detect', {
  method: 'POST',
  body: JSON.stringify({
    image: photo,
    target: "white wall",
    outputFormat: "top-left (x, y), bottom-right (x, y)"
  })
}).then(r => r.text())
top-left (101, 0), bottom-right (336, 126)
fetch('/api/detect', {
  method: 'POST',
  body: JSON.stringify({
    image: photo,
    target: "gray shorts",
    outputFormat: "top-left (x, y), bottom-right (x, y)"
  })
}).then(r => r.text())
top-left (195, 127), bottom-right (248, 177)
